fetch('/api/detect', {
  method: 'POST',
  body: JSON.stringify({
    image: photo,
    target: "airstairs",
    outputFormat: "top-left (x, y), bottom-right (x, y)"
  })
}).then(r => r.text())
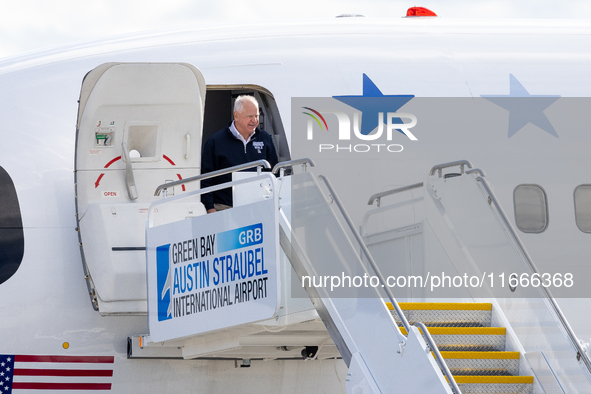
top-left (395, 302), bottom-right (533, 393)
top-left (127, 157), bottom-right (591, 394)
top-left (360, 160), bottom-right (591, 393)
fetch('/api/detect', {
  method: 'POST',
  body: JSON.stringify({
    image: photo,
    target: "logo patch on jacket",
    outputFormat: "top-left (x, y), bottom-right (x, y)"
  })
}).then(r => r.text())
top-left (253, 141), bottom-right (265, 153)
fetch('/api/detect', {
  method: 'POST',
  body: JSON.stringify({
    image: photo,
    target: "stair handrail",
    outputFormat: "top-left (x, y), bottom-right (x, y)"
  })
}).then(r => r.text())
top-left (429, 160), bottom-right (474, 177)
top-left (475, 175), bottom-right (591, 378)
top-left (367, 182), bottom-right (423, 207)
top-left (318, 175), bottom-right (411, 340)
top-left (465, 168), bottom-right (486, 177)
top-left (153, 159), bottom-right (271, 196)
top-left (365, 164), bottom-right (483, 207)
top-left (414, 322), bottom-right (461, 394)
top-left (272, 158), bottom-right (315, 175)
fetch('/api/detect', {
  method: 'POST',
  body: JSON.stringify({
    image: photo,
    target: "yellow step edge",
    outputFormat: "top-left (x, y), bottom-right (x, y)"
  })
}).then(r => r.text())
top-left (400, 327), bottom-right (505, 335)
top-left (438, 351), bottom-right (520, 360)
top-left (387, 302), bottom-right (492, 311)
top-left (453, 375), bottom-right (534, 384)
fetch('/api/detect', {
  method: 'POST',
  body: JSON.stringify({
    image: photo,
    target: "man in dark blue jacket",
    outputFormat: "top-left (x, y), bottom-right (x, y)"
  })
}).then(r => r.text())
top-left (201, 95), bottom-right (278, 213)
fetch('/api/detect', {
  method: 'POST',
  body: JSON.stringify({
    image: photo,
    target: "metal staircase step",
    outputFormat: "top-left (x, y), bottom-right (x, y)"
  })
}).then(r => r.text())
top-left (400, 326), bottom-right (506, 352)
top-left (453, 376), bottom-right (533, 394)
top-left (399, 303), bottom-right (492, 311)
top-left (388, 302), bottom-right (492, 327)
top-left (439, 351), bottom-right (520, 376)
top-left (392, 302), bottom-right (534, 393)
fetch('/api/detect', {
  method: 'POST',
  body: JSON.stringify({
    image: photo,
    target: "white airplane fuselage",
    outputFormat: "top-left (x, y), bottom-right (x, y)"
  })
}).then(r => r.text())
top-left (0, 17), bottom-right (590, 393)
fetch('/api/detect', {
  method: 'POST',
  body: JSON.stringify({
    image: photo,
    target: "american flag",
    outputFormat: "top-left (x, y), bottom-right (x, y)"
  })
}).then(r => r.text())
top-left (0, 355), bottom-right (114, 392)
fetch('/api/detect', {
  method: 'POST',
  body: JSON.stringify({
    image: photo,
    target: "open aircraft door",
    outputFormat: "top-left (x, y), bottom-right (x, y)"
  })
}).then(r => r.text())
top-left (75, 63), bottom-right (207, 315)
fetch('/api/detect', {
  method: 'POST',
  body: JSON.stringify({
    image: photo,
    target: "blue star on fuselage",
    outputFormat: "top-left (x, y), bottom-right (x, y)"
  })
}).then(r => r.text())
top-left (481, 74), bottom-right (560, 138)
top-left (333, 74), bottom-right (414, 136)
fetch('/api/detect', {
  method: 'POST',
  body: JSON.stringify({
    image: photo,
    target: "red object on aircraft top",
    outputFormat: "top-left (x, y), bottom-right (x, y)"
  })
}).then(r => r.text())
top-left (406, 7), bottom-right (437, 17)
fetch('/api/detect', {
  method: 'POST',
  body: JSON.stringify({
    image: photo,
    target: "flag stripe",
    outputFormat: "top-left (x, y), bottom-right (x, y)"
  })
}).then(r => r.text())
top-left (2, 354), bottom-right (114, 392)
top-left (14, 368), bottom-right (113, 377)
top-left (12, 382), bottom-right (112, 390)
top-left (14, 355), bottom-right (114, 364)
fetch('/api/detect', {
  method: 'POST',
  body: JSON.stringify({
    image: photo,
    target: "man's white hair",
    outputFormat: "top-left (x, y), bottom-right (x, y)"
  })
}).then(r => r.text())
top-left (234, 95), bottom-right (259, 113)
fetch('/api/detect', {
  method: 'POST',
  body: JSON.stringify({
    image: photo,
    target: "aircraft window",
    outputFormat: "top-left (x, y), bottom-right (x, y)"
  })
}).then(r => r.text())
top-left (0, 166), bottom-right (24, 285)
top-left (513, 184), bottom-right (548, 234)
top-left (574, 185), bottom-right (591, 233)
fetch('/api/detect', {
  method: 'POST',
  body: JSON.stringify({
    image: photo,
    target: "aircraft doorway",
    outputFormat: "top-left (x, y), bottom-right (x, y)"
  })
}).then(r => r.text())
top-left (202, 86), bottom-right (290, 163)
top-left (74, 64), bottom-right (289, 315)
